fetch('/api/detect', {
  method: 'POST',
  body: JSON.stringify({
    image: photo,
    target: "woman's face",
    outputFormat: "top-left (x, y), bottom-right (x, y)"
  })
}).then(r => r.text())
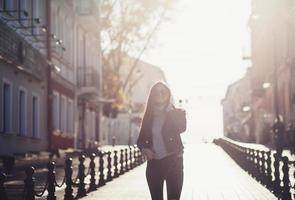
top-left (152, 84), bottom-right (170, 106)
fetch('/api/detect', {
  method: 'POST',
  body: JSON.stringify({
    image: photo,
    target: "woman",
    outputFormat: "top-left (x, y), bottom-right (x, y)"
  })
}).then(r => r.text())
top-left (137, 81), bottom-right (187, 200)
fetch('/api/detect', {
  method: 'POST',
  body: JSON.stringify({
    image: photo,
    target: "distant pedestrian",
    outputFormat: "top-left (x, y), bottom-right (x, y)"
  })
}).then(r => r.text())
top-left (136, 81), bottom-right (187, 200)
top-left (112, 136), bottom-right (116, 146)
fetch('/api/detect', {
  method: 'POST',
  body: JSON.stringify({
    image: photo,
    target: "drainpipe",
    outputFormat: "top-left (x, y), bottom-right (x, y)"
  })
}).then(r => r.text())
top-left (46, 0), bottom-right (53, 151)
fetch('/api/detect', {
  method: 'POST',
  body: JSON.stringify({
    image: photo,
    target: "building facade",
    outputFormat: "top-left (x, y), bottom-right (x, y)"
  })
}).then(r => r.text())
top-left (49, 0), bottom-right (104, 150)
top-left (221, 70), bottom-right (252, 142)
top-left (0, 0), bottom-right (104, 156)
top-left (0, 0), bottom-right (48, 155)
top-left (249, 0), bottom-right (295, 145)
top-left (223, 0), bottom-right (295, 146)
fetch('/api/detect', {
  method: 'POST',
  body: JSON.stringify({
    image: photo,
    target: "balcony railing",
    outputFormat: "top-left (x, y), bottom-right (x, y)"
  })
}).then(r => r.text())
top-left (77, 66), bottom-right (100, 91)
top-left (0, 18), bottom-right (46, 80)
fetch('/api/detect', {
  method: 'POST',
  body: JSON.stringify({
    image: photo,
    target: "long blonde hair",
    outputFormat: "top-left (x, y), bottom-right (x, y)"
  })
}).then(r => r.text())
top-left (140, 81), bottom-right (173, 131)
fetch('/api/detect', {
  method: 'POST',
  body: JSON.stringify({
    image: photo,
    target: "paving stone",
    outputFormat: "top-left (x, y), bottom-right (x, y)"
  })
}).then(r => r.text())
top-left (78, 143), bottom-right (277, 200)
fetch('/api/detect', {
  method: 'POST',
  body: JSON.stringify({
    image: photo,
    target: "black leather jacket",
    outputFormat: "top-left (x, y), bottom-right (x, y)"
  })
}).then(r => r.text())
top-left (136, 108), bottom-right (187, 154)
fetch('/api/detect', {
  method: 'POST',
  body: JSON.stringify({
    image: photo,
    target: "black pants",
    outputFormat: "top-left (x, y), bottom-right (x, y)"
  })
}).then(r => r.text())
top-left (146, 153), bottom-right (184, 200)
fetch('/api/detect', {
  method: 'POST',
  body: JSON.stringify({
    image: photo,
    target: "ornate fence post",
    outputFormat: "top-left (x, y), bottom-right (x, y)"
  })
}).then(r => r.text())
top-left (98, 151), bottom-right (106, 187)
top-left (88, 153), bottom-right (97, 192)
top-left (0, 172), bottom-right (7, 200)
top-left (24, 167), bottom-right (35, 200)
top-left (133, 146), bottom-right (138, 167)
top-left (249, 149), bottom-right (254, 176)
top-left (120, 149), bottom-right (125, 175)
top-left (260, 151), bottom-right (266, 185)
top-left (47, 162), bottom-right (57, 200)
top-left (254, 150), bottom-right (260, 180)
top-left (245, 148), bottom-right (251, 173)
top-left (293, 164), bottom-right (295, 200)
top-left (125, 148), bottom-right (129, 172)
top-left (113, 150), bottom-right (119, 178)
top-left (273, 153), bottom-right (281, 197)
top-left (76, 155), bottom-right (87, 198)
top-left (129, 146), bottom-right (133, 169)
top-left (64, 158), bottom-right (74, 200)
top-left (281, 156), bottom-right (291, 200)
top-left (106, 151), bottom-right (113, 182)
top-left (266, 151), bottom-right (272, 190)
top-left (141, 149), bottom-right (146, 164)
top-left (240, 147), bottom-right (245, 170)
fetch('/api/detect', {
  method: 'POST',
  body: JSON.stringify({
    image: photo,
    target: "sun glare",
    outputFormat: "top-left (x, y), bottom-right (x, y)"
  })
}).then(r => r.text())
top-left (143, 0), bottom-right (251, 143)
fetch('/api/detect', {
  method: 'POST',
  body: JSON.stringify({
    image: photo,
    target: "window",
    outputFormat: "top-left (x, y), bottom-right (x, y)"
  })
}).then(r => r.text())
top-left (32, 0), bottom-right (40, 35)
top-left (85, 109), bottom-right (91, 138)
top-left (51, 7), bottom-right (57, 35)
top-left (2, 81), bottom-right (12, 133)
top-left (60, 95), bottom-right (67, 133)
top-left (67, 99), bottom-right (74, 135)
top-left (19, 88), bottom-right (27, 136)
top-left (52, 91), bottom-right (60, 130)
top-left (58, 12), bottom-right (64, 56)
top-left (91, 111), bottom-right (96, 140)
top-left (4, 0), bottom-right (14, 11)
top-left (32, 95), bottom-right (39, 138)
top-left (69, 69), bottom-right (74, 84)
top-left (0, 0), bottom-right (3, 9)
top-left (20, 0), bottom-right (29, 26)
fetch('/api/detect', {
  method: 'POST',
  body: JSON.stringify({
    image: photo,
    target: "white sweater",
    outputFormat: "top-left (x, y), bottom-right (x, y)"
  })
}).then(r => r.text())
top-left (151, 107), bottom-right (173, 159)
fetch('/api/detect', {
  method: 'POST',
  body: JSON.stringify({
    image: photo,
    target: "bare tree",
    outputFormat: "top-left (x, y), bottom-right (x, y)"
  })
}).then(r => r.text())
top-left (100, 0), bottom-right (174, 110)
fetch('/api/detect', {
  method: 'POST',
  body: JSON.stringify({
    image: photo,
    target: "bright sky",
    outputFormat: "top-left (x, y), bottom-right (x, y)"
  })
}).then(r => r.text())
top-left (142, 0), bottom-right (251, 143)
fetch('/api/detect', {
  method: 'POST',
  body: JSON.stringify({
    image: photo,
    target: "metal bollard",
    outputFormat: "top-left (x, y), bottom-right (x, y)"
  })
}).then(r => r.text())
top-left (64, 158), bottom-right (74, 200)
top-left (24, 167), bottom-right (35, 200)
top-left (106, 151), bottom-right (113, 182)
top-left (76, 155), bottom-right (87, 198)
top-left (113, 150), bottom-right (119, 178)
top-left (98, 151), bottom-right (106, 186)
top-left (120, 149), bottom-right (125, 175)
top-left (88, 153), bottom-right (97, 192)
top-left (0, 172), bottom-right (7, 200)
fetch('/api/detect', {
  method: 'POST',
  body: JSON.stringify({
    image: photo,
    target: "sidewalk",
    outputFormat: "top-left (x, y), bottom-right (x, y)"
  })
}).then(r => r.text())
top-left (82, 164), bottom-right (150, 200)
top-left (78, 143), bottom-right (277, 200)
top-left (1, 145), bottom-right (129, 173)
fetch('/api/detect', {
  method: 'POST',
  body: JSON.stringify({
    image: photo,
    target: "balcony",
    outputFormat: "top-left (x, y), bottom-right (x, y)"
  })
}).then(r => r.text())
top-left (0, 19), bottom-right (46, 80)
top-left (77, 66), bottom-right (100, 98)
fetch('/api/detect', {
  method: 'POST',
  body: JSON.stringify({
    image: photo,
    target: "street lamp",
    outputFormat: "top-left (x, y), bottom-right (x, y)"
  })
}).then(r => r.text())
top-left (262, 82), bottom-right (271, 89)
top-left (242, 106), bottom-right (251, 112)
top-left (271, 28), bottom-right (285, 157)
top-left (128, 107), bottom-right (132, 146)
